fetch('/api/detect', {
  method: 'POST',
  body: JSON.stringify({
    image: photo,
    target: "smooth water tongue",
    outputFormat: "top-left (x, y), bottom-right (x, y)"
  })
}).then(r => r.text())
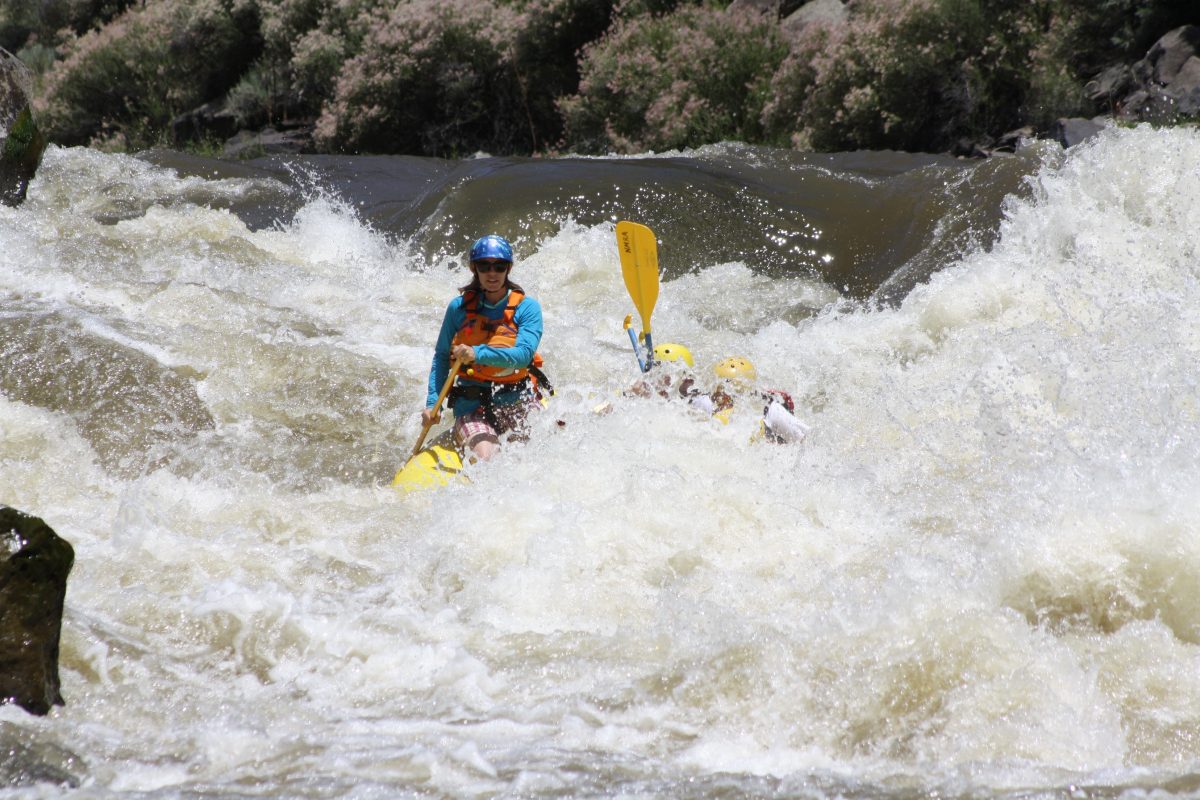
top-left (1, 127), bottom-right (1199, 795)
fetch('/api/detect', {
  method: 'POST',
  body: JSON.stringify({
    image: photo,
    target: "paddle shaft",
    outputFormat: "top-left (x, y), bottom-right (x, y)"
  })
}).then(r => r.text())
top-left (626, 326), bottom-right (648, 372)
top-left (412, 358), bottom-right (463, 456)
top-left (623, 315), bottom-right (651, 372)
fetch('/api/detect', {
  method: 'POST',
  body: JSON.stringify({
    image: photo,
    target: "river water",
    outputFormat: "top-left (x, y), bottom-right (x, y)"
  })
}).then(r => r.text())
top-left (2, 125), bottom-right (1200, 797)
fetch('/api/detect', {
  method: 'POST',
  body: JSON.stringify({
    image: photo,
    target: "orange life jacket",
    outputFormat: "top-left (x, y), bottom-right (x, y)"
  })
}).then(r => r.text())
top-left (452, 289), bottom-right (545, 386)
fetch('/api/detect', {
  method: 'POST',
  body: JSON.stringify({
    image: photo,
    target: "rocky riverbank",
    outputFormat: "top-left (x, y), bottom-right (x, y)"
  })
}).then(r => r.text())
top-left (961, 24), bottom-right (1200, 157)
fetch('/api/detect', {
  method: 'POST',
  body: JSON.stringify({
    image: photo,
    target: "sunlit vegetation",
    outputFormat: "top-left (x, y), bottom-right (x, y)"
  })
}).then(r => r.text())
top-left (2, 0), bottom-right (1194, 155)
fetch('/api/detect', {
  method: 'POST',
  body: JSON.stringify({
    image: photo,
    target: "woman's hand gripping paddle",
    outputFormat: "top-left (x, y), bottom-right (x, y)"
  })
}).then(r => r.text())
top-left (412, 358), bottom-right (463, 456)
top-left (392, 358), bottom-right (464, 492)
top-left (616, 221), bottom-right (660, 373)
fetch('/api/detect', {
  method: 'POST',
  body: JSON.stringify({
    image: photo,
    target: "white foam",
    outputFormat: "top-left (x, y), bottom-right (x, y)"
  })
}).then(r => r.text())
top-left (4, 126), bottom-right (1200, 795)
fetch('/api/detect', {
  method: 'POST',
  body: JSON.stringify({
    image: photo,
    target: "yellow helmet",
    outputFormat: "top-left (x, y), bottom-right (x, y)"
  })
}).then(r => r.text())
top-left (653, 342), bottom-right (694, 367)
top-left (714, 356), bottom-right (756, 384)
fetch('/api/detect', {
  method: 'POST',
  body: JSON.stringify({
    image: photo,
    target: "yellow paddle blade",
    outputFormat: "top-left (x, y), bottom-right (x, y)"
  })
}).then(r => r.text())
top-left (616, 220), bottom-right (659, 334)
top-left (392, 445), bottom-right (466, 493)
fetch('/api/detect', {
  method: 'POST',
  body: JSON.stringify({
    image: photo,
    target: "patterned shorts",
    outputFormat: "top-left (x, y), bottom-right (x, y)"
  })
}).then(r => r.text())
top-left (454, 396), bottom-right (541, 450)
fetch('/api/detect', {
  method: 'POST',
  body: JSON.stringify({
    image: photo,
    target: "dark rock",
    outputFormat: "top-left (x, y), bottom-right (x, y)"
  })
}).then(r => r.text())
top-left (1052, 117), bottom-right (1105, 149)
top-left (1118, 25), bottom-right (1200, 121)
top-left (1120, 85), bottom-right (1189, 123)
top-left (952, 135), bottom-right (993, 159)
top-left (1091, 26), bottom-right (1200, 125)
top-left (1167, 55), bottom-right (1200, 115)
top-left (0, 507), bottom-right (73, 716)
top-left (1085, 64), bottom-right (1135, 104)
top-left (0, 47), bottom-right (46, 207)
top-left (728, 0), bottom-right (807, 17)
top-left (1117, 88), bottom-right (1152, 119)
top-left (0, 106), bottom-right (46, 206)
top-left (952, 126), bottom-right (1041, 158)
top-left (728, 0), bottom-right (779, 15)
top-left (993, 126), bottom-right (1035, 153)
top-left (171, 100), bottom-right (240, 145)
top-left (1142, 25), bottom-right (1200, 86)
top-left (222, 125), bottom-right (314, 159)
top-left (781, 0), bottom-right (847, 38)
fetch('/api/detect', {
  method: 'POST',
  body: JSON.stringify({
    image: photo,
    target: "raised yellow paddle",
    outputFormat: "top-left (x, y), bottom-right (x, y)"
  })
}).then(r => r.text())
top-left (616, 220), bottom-right (660, 372)
top-left (392, 358), bottom-right (464, 492)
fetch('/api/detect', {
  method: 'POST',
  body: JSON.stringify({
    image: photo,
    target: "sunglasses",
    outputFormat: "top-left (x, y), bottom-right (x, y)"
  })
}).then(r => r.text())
top-left (472, 260), bottom-right (511, 273)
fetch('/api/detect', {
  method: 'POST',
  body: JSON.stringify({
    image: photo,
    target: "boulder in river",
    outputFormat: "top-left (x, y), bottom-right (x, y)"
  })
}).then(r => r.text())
top-left (1051, 117), bottom-right (1107, 149)
top-left (0, 506), bottom-right (73, 716)
top-left (0, 47), bottom-right (47, 206)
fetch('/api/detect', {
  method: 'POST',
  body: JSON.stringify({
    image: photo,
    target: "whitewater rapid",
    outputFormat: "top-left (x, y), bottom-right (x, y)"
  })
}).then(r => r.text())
top-left (2, 125), bottom-right (1200, 797)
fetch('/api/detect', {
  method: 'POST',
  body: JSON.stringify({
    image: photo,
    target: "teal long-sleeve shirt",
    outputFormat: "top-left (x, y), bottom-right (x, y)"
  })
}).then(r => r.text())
top-left (425, 290), bottom-right (544, 418)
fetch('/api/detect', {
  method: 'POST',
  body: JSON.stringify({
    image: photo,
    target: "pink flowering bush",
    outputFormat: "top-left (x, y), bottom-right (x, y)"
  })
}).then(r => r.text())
top-left (289, 28), bottom-right (345, 110)
top-left (313, 0), bottom-right (612, 156)
top-left (763, 0), bottom-right (1124, 152)
top-left (312, 0), bottom-right (616, 155)
top-left (35, 0), bottom-right (256, 146)
top-left (559, 4), bottom-right (788, 153)
top-left (764, 0), bottom-right (1006, 151)
top-left (17, 0), bottom-right (1195, 154)
top-left (230, 0), bottom-right (376, 124)
top-left (314, 0), bottom-right (526, 155)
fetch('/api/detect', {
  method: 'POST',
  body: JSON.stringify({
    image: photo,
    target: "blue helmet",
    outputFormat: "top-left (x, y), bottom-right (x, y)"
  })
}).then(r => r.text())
top-left (469, 234), bottom-right (513, 263)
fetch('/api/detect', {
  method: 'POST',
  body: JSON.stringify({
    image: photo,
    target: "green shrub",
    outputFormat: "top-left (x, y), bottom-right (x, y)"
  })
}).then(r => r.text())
top-left (766, 0), bottom-right (1060, 152)
top-left (0, 0), bottom-right (71, 51)
top-left (766, 0), bottom-right (1199, 152)
top-left (249, 0), bottom-right (375, 120)
top-left (1023, 0), bottom-right (1195, 120)
top-left (559, 4), bottom-right (788, 153)
top-left (314, 0), bottom-right (533, 156)
top-left (36, 0), bottom-right (258, 147)
top-left (257, 0), bottom-right (325, 55)
top-left (20, 0), bottom-right (1199, 156)
top-left (0, 2), bottom-right (40, 52)
top-left (1047, 0), bottom-right (1195, 76)
top-left (0, 0), bottom-right (140, 52)
top-left (16, 42), bottom-right (57, 76)
top-left (507, 0), bottom-right (617, 152)
top-left (225, 60), bottom-right (288, 128)
top-left (312, 0), bottom-right (617, 155)
top-left (288, 27), bottom-right (344, 114)
top-left (1022, 13), bottom-right (1090, 129)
